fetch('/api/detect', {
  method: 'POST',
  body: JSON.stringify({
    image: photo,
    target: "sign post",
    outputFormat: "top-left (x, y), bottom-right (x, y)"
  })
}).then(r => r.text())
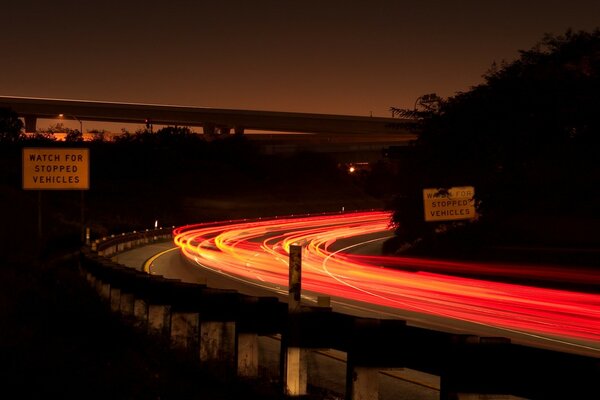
top-left (423, 186), bottom-right (476, 222)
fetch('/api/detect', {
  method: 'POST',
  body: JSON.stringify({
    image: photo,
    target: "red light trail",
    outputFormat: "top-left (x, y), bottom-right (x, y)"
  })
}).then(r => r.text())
top-left (173, 211), bottom-right (600, 346)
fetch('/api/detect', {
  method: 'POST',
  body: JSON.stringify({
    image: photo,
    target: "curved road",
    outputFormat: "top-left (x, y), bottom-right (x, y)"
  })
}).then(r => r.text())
top-left (145, 211), bottom-right (600, 358)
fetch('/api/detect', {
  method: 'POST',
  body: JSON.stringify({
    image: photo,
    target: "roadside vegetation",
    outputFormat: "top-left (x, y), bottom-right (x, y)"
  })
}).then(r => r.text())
top-left (0, 120), bottom-right (378, 399)
top-left (387, 29), bottom-right (600, 258)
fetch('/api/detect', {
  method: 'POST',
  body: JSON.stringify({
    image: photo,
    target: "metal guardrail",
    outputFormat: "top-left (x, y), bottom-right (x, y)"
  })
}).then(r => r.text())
top-left (92, 227), bottom-right (173, 257)
top-left (81, 229), bottom-right (600, 400)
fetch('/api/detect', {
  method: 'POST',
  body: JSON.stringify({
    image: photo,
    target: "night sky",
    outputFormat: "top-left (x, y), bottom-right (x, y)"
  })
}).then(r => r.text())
top-left (2, 0), bottom-right (599, 119)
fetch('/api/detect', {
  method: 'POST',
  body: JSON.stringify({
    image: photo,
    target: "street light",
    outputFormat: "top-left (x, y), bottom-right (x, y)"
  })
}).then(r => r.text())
top-left (58, 113), bottom-right (83, 137)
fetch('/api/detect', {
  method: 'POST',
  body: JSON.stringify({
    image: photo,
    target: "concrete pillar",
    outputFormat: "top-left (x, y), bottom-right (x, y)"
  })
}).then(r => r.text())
top-left (200, 321), bottom-right (236, 366)
top-left (170, 311), bottom-right (200, 352)
top-left (237, 332), bottom-right (259, 378)
top-left (133, 298), bottom-right (149, 330)
top-left (285, 347), bottom-right (308, 396)
top-left (119, 292), bottom-right (135, 317)
top-left (348, 366), bottom-right (379, 400)
top-left (109, 287), bottom-right (121, 313)
top-left (24, 115), bottom-right (37, 133)
top-left (148, 304), bottom-right (171, 337)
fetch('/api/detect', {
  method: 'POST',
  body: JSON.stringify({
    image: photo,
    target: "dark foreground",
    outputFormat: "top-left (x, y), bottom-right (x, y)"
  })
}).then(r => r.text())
top-left (0, 251), bottom-right (283, 400)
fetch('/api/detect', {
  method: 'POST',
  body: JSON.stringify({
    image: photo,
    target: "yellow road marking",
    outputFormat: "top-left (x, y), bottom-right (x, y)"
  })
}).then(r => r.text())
top-left (143, 246), bottom-right (179, 273)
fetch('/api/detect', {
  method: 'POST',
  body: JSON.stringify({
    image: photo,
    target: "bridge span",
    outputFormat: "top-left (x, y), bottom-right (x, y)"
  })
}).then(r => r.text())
top-left (0, 95), bottom-right (415, 137)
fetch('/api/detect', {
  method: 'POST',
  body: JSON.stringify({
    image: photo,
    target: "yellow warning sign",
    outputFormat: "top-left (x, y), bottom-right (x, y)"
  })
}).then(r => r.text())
top-left (23, 148), bottom-right (89, 190)
top-left (423, 186), bottom-right (475, 222)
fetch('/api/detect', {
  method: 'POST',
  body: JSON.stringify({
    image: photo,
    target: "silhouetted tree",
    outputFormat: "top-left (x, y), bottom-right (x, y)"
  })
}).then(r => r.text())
top-left (27, 131), bottom-right (57, 143)
top-left (390, 28), bottom-right (600, 243)
top-left (155, 126), bottom-right (197, 144)
top-left (65, 129), bottom-right (83, 142)
top-left (88, 129), bottom-right (107, 142)
top-left (0, 108), bottom-right (24, 142)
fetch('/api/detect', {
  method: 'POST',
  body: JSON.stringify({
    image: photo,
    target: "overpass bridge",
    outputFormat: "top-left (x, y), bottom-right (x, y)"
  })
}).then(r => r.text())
top-left (0, 96), bottom-right (415, 137)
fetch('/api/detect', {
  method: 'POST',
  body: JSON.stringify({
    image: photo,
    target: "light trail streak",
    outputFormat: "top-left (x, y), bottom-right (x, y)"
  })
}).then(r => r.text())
top-left (173, 211), bottom-right (600, 346)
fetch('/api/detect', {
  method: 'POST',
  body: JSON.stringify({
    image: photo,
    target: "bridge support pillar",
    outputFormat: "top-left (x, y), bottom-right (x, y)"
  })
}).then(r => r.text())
top-left (284, 347), bottom-right (308, 396)
top-left (24, 115), bottom-right (37, 133)
top-left (133, 298), bottom-right (149, 330)
top-left (200, 321), bottom-right (236, 374)
top-left (170, 312), bottom-right (200, 352)
top-left (148, 304), bottom-right (171, 337)
top-left (236, 332), bottom-right (259, 378)
top-left (346, 366), bottom-right (378, 400)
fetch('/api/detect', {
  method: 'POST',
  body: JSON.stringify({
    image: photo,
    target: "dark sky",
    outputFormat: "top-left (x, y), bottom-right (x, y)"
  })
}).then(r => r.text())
top-left (2, 0), bottom-right (599, 118)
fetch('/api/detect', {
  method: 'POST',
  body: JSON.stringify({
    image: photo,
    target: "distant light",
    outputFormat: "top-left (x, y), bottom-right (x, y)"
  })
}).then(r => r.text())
top-left (58, 114), bottom-right (64, 118)
top-left (348, 166), bottom-right (356, 173)
top-left (154, 220), bottom-right (158, 229)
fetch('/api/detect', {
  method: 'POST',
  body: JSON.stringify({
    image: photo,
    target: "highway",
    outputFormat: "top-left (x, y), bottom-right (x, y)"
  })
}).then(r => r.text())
top-left (145, 211), bottom-right (600, 357)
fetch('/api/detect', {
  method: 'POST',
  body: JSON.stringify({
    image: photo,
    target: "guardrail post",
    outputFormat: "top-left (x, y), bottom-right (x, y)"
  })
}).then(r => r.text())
top-left (133, 298), bottom-right (149, 330)
top-left (120, 291), bottom-right (135, 317)
top-left (200, 320), bottom-right (236, 369)
top-left (98, 278), bottom-right (110, 300)
top-left (440, 335), bottom-right (512, 400)
top-left (348, 366), bottom-right (378, 400)
top-left (285, 346), bottom-right (307, 396)
top-left (237, 332), bottom-right (259, 378)
top-left (346, 319), bottom-right (380, 400)
top-left (283, 244), bottom-right (308, 397)
top-left (236, 296), bottom-right (284, 380)
top-left (165, 284), bottom-right (238, 376)
top-left (345, 318), bottom-right (406, 400)
top-left (171, 311), bottom-right (200, 353)
top-left (148, 303), bottom-right (172, 337)
top-left (109, 286), bottom-right (121, 312)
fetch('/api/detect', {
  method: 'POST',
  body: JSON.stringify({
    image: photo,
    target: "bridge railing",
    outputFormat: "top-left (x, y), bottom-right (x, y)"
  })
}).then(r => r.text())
top-left (80, 231), bottom-right (600, 400)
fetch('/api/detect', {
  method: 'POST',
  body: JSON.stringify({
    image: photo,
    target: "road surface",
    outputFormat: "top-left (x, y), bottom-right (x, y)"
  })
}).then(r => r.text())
top-left (132, 211), bottom-right (600, 357)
